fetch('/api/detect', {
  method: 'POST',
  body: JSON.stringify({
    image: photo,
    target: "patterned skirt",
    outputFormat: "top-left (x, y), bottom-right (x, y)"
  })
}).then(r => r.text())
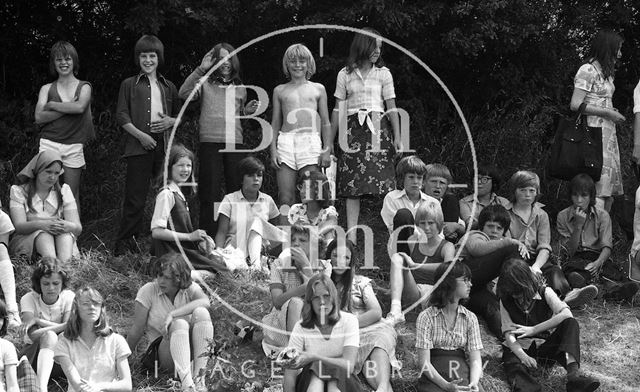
top-left (337, 112), bottom-right (396, 198)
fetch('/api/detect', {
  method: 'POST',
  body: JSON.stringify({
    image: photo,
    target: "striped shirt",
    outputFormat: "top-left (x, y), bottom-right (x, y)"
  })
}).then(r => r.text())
top-left (415, 305), bottom-right (483, 352)
top-left (334, 66), bottom-right (395, 114)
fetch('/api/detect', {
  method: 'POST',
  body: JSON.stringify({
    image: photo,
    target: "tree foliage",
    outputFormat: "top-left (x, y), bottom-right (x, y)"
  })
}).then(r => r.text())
top-left (2, 0), bottom-right (640, 222)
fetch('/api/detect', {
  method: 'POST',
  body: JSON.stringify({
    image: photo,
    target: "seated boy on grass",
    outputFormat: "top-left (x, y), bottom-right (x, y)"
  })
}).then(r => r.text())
top-left (423, 163), bottom-right (465, 243)
top-left (557, 174), bottom-right (638, 303)
top-left (380, 155), bottom-right (438, 255)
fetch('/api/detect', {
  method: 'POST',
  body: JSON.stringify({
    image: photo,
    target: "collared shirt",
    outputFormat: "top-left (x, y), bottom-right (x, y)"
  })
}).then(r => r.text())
top-left (556, 205), bottom-right (612, 252)
top-left (135, 281), bottom-right (203, 344)
top-left (20, 289), bottom-right (75, 323)
top-left (506, 202), bottom-right (552, 254)
top-left (334, 66), bottom-right (395, 114)
top-left (500, 287), bottom-right (568, 349)
top-left (9, 183), bottom-right (77, 220)
top-left (380, 189), bottom-right (440, 232)
top-left (459, 193), bottom-right (509, 229)
top-left (288, 311), bottom-right (359, 358)
top-left (54, 333), bottom-right (131, 392)
top-left (269, 249), bottom-right (331, 293)
top-left (116, 73), bottom-right (181, 158)
top-left (216, 190), bottom-right (280, 251)
top-left (150, 182), bottom-right (187, 231)
top-left (415, 305), bottom-right (483, 352)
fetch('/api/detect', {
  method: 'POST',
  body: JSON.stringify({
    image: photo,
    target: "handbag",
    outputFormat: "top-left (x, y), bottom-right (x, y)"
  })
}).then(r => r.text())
top-left (546, 102), bottom-right (603, 181)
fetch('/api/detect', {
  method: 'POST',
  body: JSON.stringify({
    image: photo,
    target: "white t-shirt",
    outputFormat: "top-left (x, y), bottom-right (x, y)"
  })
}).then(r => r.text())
top-left (20, 289), bottom-right (75, 323)
top-left (0, 338), bottom-right (18, 392)
top-left (288, 311), bottom-right (359, 358)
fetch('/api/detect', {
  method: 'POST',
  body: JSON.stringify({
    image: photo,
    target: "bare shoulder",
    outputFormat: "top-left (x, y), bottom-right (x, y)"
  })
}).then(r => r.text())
top-left (39, 83), bottom-right (53, 94)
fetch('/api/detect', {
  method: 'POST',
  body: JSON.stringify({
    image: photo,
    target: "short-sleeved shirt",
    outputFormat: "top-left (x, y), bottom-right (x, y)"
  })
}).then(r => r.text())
top-left (288, 311), bottom-right (359, 358)
top-left (54, 333), bottom-right (131, 392)
top-left (459, 193), bottom-right (509, 230)
top-left (135, 281), bottom-right (204, 344)
top-left (380, 190), bottom-right (440, 232)
top-left (500, 287), bottom-right (568, 349)
top-left (0, 338), bottom-right (18, 392)
top-left (150, 182), bottom-right (187, 230)
top-left (556, 205), bottom-right (613, 253)
top-left (506, 202), bottom-right (552, 254)
top-left (269, 249), bottom-right (331, 293)
top-left (0, 210), bottom-right (14, 239)
top-left (287, 204), bottom-right (338, 227)
top-left (415, 305), bottom-right (483, 352)
top-left (333, 66), bottom-right (395, 114)
top-left (20, 289), bottom-right (75, 323)
top-left (9, 183), bottom-right (77, 220)
top-left (216, 190), bottom-right (279, 250)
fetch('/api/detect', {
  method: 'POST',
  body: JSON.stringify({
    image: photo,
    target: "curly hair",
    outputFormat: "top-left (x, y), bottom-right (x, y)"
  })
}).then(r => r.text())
top-left (155, 253), bottom-right (192, 290)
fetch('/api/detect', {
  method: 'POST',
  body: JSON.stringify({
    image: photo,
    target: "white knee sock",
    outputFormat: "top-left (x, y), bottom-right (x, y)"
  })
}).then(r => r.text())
top-left (170, 329), bottom-right (193, 389)
top-left (390, 300), bottom-right (402, 315)
top-left (37, 347), bottom-right (55, 392)
top-left (0, 259), bottom-right (18, 312)
top-left (191, 320), bottom-right (214, 380)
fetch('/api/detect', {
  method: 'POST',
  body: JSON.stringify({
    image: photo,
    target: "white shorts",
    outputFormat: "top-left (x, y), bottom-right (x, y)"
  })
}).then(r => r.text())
top-left (276, 132), bottom-right (321, 170)
top-left (39, 138), bottom-right (85, 168)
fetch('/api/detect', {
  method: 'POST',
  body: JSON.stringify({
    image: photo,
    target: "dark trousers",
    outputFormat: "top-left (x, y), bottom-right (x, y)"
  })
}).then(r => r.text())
top-left (117, 135), bottom-right (165, 241)
top-left (502, 318), bottom-right (581, 392)
top-left (462, 244), bottom-right (520, 338)
top-left (393, 208), bottom-right (415, 255)
top-left (198, 142), bottom-right (245, 236)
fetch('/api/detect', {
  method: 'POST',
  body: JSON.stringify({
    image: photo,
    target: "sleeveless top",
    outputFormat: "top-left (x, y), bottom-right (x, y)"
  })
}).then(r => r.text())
top-left (40, 80), bottom-right (95, 144)
top-left (410, 239), bottom-right (447, 265)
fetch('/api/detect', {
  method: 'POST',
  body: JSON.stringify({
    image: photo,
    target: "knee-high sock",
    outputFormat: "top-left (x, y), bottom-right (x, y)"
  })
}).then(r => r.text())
top-left (191, 320), bottom-right (214, 380)
top-left (170, 329), bottom-right (193, 389)
top-left (0, 259), bottom-right (17, 311)
top-left (37, 347), bottom-right (55, 391)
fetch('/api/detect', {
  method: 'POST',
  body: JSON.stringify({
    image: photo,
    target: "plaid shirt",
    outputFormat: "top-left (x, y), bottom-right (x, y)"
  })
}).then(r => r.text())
top-left (334, 66), bottom-right (395, 114)
top-left (415, 305), bottom-right (483, 352)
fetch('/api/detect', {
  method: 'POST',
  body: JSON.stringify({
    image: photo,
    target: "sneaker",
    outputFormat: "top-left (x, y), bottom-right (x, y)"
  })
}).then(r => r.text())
top-left (564, 285), bottom-right (598, 309)
top-left (567, 272), bottom-right (587, 289)
top-left (602, 281), bottom-right (639, 302)
top-left (566, 372), bottom-right (600, 392)
top-left (383, 311), bottom-right (405, 326)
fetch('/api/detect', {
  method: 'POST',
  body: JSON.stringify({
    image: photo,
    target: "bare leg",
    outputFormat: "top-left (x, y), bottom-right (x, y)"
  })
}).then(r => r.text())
top-left (62, 166), bottom-right (82, 206)
top-left (364, 348), bottom-right (393, 392)
top-left (34, 232), bottom-right (57, 259)
top-left (55, 233), bottom-right (75, 262)
top-left (277, 164), bottom-right (299, 225)
top-left (388, 253), bottom-right (422, 314)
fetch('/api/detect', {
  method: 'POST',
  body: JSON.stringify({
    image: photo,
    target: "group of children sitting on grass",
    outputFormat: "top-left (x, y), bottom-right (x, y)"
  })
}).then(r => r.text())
top-left (1, 29), bottom-right (640, 392)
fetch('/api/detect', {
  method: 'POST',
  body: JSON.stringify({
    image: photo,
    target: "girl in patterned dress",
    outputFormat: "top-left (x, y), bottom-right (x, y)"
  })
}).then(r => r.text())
top-left (570, 29), bottom-right (625, 212)
top-left (329, 27), bottom-right (401, 244)
top-left (0, 300), bottom-right (19, 392)
top-left (328, 239), bottom-right (398, 392)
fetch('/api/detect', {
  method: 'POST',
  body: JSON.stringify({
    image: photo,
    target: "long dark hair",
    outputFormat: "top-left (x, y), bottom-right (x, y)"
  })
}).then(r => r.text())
top-left (346, 27), bottom-right (384, 73)
top-left (589, 29), bottom-right (623, 79)
top-left (326, 239), bottom-right (356, 311)
top-left (497, 258), bottom-right (546, 310)
top-left (156, 144), bottom-right (196, 196)
top-left (208, 42), bottom-right (242, 83)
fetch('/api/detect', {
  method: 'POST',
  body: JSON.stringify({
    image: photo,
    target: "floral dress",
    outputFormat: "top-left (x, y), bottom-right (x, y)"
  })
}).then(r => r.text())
top-left (333, 66), bottom-right (397, 197)
top-left (574, 61), bottom-right (623, 198)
